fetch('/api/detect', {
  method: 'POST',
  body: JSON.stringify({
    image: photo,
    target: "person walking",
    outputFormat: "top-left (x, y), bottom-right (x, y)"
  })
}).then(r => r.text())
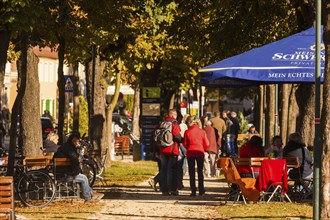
top-left (229, 111), bottom-right (240, 156)
top-left (159, 109), bottom-right (181, 196)
top-left (210, 111), bottom-right (225, 155)
top-left (183, 116), bottom-right (209, 196)
top-left (203, 120), bottom-right (218, 177)
top-left (177, 112), bottom-right (188, 190)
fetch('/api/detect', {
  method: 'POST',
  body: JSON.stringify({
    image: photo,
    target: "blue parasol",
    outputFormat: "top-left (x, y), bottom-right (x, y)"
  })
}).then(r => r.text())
top-left (199, 27), bottom-right (324, 87)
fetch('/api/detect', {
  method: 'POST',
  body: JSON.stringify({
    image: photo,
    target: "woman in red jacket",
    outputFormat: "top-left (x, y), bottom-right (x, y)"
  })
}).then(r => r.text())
top-left (183, 116), bottom-right (209, 196)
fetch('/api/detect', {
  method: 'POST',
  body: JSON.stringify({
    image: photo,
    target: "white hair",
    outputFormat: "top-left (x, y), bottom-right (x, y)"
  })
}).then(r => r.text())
top-left (205, 120), bottom-right (212, 126)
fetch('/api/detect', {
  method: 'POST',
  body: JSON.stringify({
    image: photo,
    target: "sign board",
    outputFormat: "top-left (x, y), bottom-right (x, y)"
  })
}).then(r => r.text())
top-left (64, 75), bottom-right (74, 92)
top-left (142, 87), bottom-right (161, 99)
top-left (140, 87), bottom-right (161, 160)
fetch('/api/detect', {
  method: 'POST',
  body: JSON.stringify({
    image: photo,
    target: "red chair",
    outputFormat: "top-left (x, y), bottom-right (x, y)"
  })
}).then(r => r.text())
top-left (255, 159), bottom-right (291, 202)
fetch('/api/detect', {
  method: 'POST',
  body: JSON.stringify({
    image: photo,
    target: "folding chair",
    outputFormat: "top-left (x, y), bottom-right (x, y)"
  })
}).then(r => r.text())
top-left (256, 159), bottom-right (291, 203)
top-left (218, 157), bottom-right (259, 204)
top-left (285, 157), bottom-right (313, 201)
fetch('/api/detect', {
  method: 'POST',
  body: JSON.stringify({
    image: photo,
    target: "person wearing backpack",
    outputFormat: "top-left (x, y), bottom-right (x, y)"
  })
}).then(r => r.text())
top-left (156, 109), bottom-right (181, 196)
top-left (183, 116), bottom-right (209, 196)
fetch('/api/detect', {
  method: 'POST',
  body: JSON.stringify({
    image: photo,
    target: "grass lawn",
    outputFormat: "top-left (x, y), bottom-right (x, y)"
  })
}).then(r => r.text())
top-left (95, 160), bottom-right (158, 187)
top-left (216, 202), bottom-right (312, 220)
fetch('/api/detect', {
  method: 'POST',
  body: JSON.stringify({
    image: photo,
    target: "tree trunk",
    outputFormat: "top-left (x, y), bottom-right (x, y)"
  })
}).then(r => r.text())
top-left (288, 85), bottom-right (298, 136)
top-left (256, 85), bottom-right (264, 136)
top-left (0, 30), bottom-right (10, 101)
top-left (7, 32), bottom-right (28, 175)
top-left (21, 47), bottom-right (42, 156)
top-left (132, 81), bottom-right (140, 139)
top-left (281, 84), bottom-right (290, 144)
top-left (265, 85), bottom-right (275, 147)
top-left (321, 3), bottom-right (330, 218)
top-left (105, 70), bottom-right (121, 166)
top-left (296, 84), bottom-right (315, 146)
top-left (72, 63), bottom-right (80, 132)
top-left (56, 36), bottom-right (66, 144)
top-left (91, 54), bottom-right (107, 156)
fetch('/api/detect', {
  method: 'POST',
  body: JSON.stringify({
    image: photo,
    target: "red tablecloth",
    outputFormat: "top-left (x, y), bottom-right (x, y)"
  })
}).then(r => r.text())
top-left (255, 159), bottom-right (288, 194)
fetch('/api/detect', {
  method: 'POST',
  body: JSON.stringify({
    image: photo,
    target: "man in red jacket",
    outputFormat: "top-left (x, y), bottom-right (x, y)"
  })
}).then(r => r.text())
top-left (160, 109), bottom-right (181, 196)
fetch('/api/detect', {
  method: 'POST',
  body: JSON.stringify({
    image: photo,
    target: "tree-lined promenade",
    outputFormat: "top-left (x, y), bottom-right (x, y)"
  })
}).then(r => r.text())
top-left (1, 0), bottom-right (330, 218)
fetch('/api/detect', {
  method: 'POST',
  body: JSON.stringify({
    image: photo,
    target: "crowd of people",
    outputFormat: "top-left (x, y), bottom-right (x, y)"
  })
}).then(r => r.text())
top-left (149, 109), bottom-right (243, 196)
top-left (149, 109), bottom-right (314, 197)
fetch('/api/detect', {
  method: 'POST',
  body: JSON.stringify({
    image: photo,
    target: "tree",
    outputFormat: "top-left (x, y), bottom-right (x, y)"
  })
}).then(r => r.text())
top-left (321, 1), bottom-right (330, 217)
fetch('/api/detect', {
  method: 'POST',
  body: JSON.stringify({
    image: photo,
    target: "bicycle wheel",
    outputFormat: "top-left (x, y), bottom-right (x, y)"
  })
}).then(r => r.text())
top-left (17, 170), bottom-right (56, 208)
top-left (82, 161), bottom-right (96, 187)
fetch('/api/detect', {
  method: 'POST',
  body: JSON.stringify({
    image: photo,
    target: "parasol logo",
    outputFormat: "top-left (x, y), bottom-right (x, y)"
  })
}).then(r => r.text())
top-left (310, 44), bottom-right (325, 51)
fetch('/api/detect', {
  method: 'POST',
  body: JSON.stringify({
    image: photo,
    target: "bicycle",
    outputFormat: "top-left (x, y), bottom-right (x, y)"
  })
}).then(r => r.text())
top-left (78, 138), bottom-right (97, 186)
top-left (79, 137), bottom-right (108, 186)
top-left (0, 153), bottom-right (56, 208)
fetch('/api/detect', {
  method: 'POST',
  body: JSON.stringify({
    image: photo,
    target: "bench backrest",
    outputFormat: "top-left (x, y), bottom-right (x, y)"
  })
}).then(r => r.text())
top-left (0, 176), bottom-right (14, 220)
top-left (115, 136), bottom-right (130, 152)
top-left (234, 157), bottom-right (250, 166)
top-left (285, 157), bottom-right (300, 168)
top-left (250, 157), bottom-right (267, 167)
top-left (54, 158), bottom-right (71, 167)
top-left (24, 155), bottom-right (52, 167)
top-left (234, 157), bottom-right (267, 167)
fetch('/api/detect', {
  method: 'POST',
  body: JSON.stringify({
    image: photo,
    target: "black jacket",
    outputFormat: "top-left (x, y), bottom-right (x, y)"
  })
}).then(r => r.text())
top-left (283, 140), bottom-right (313, 178)
top-left (54, 142), bottom-right (81, 176)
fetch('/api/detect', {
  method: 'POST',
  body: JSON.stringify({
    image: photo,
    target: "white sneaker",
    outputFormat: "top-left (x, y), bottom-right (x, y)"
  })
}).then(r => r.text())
top-left (92, 192), bottom-right (104, 201)
top-left (148, 178), bottom-right (157, 192)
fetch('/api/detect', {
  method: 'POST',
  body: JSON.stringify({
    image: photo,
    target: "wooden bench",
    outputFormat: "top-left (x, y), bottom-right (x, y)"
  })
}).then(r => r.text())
top-left (114, 136), bottom-right (130, 159)
top-left (24, 155), bottom-right (53, 169)
top-left (285, 157), bottom-right (300, 169)
top-left (53, 158), bottom-right (80, 200)
top-left (0, 176), bottom-right (14, 220)
top-left (237, 134), bottom-right (248, 142)
top-left (237, 134), bottom-right (259, 142)
top-left (234, 157), bottom-right (268, 178)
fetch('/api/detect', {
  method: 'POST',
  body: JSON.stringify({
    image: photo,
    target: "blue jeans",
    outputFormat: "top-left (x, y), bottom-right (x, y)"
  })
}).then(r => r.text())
top-left (74, 173), bottom-right (93, 200)
top-left (160, 154), bottom-right (178, 193)
top-left (226, 134), bottom-right (237, 157)
top-left (188, 156), bottom-right (205, 194)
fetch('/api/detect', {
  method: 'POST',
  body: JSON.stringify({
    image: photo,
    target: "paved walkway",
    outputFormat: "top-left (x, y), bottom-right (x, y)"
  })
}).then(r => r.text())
top-left (89, 173), bottom-right (228, 220)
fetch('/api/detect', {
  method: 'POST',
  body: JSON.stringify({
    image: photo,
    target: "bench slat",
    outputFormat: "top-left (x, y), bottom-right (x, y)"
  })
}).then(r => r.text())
top-left (54, 158), bottom-right (71, 166)
top-left (0, 192), bottom-right (12, 196)
top-left (0, 186), bottom-right (11, 191)
top-left (24, 155), bottom-right (52, 167)
top-left (0, 197), bottom-right (13, 203)
top-left (0, 204), bottom-right (12, 209)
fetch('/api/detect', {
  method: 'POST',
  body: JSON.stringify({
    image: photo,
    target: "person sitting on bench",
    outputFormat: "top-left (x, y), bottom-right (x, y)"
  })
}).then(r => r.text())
top-left (54, 133), bottom-right (104, 202)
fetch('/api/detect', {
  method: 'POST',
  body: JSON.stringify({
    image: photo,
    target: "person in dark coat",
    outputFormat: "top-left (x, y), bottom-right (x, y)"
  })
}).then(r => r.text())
top-left (203, 120), bottom-right (218, 177)
top-left (283, 132), bottom-right (313, 179)
top-left (54, 133), bottom-right (104, 201)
